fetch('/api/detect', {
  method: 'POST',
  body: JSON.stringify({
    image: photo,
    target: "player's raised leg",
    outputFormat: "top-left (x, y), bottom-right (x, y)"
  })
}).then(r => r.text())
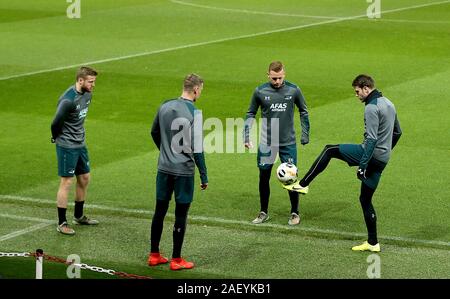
top-left (288, 144), bottom-right (345, 193)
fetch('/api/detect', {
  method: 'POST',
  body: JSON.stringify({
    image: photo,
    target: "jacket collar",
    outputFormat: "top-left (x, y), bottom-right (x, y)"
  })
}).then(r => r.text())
top-left (365, 89), bottom-right (382, 105)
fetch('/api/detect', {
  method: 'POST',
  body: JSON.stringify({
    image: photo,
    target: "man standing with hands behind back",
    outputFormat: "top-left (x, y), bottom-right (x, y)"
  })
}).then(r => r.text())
top-left (51, 66), bottom-right (99, 236)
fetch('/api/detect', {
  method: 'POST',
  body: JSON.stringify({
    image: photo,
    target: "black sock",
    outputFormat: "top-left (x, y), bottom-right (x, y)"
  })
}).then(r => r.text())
top-left (259, 168), bottom-right (272, 214)
top-left (172, 203), bottom-right (190, 259)
top-left (289, 191), bottom-right (299, 214)
top-left (150, 200), bottom-right (170, 253)
top-left (58, 207), bottom-right (67, 225)
top-left (74, 201), bottom-right (85, 219)
top-left (360, 183), bottom-right (378, 245)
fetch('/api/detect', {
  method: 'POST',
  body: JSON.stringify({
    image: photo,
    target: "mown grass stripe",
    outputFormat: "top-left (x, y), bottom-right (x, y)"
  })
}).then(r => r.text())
top-left (1, 0), bottom-right (449, 81)
top-left (1, 194), bottom-right (449, 248)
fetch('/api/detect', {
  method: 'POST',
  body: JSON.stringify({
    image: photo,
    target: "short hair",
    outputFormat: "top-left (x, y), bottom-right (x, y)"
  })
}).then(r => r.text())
top-left (268, 61), bottom-right (284, 73)
top-left (352, 74), bottom-right (375, 88)
top-left (76, 66), bottom-right (98, 80)
top-left (183, 73), bottom-right (203, 92)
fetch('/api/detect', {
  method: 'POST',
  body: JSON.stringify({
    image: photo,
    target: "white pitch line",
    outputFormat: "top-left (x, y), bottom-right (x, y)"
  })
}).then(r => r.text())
top-left (0, 214), bottom-right (53, 242)
top-left (0, 213), bottom-right (54, 224)
top-left (0, 223), bottom-right (52, 242)
top-left (170, 0), bottom-right (340, 19)
top-left (0, 19), bottom-right (351, 81)
top-left (172, 0), bottom-right (450, 25)
top-left (354, 18), bottom-right (450, 24)
top-left (171, 0), bottom-right (450, 23)
top-left (1, 194), bottom-right (449, 248)
top-left (370, 0), bottom-right (450, 14)
top-left (1, 0), bottom-right (449, 82)
top-left (0, 195), bottom-right (152, 215)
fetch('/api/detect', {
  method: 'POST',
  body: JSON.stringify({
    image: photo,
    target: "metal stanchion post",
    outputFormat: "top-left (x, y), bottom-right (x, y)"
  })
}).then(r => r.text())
top-left (35, 249), bottom-right (44, 279)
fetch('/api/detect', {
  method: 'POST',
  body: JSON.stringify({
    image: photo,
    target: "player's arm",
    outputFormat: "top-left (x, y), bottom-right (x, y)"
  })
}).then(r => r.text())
top-left (294, 87), bottom-right (310, 145)
top-left (194, 152), bottom-right (208, 190)
top-left (358, 105), bottom-right (379, 180)
top-left (50, 99), bottom-right (73, 142)
top-left (150, 110), bottom-right (161, 149)
top-left (243, 88), bottom-right (260, 149)
top-left (192, 109), bottom-right (208, 189)
top-left (391, 114), bottom-right (402, 149)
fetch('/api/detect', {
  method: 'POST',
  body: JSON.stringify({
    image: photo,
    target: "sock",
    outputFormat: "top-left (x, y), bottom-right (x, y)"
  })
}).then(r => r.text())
top-left (172, 203), bottom-right (190, 259)
top-left (74, 201), bottom-right (84, 219)
top-left (259, 168), bottom-right (272, 214)
top-left (172, 225), bottom-right (186, 259)
top-left (58, 207), bottom-right (67, 225)
top-left (360, 183), bottom-right (378, 245)
top-left (289, 191), bottom-right (299, 215)
top-left (150, 200), bottom-right (170, 253)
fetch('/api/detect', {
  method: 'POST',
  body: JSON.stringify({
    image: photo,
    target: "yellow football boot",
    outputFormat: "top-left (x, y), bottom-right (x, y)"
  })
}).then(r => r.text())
top-left (281, 180), bottom-right (309, 194)
top-left (351, 241), bottom-right (381, 252)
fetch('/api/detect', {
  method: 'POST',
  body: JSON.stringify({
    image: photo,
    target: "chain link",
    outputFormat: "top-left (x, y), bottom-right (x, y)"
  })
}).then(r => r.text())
top-left (0, 251), bottom-right (151, 279)
top-left (44, 254), bottom-right (72, 265)
top-left (74, 263), bottom-right (116, 275)
top-left (114, 271), bottom-right (152, 279)
top-left (0, 252), bottom-right (30, 258)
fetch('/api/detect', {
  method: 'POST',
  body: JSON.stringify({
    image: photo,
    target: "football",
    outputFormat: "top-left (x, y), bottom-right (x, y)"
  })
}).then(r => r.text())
top-left (276, 162), bottom-right (298, 185)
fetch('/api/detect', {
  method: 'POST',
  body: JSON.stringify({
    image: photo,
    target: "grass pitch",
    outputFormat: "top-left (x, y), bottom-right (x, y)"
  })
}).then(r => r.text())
top-left (0, 0), bottom-right (449, 279)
